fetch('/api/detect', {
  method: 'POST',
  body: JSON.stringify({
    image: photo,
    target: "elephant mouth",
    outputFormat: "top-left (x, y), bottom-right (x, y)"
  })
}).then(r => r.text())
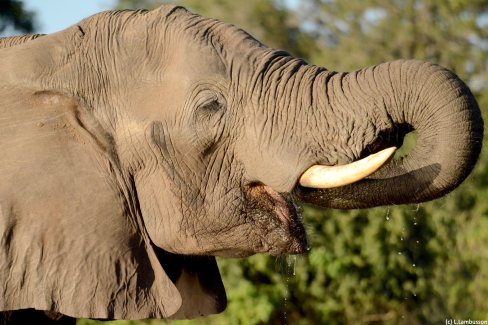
top-left (241, 147), bottom-right (397, 256)
top-left (245, 183), bottom-right (308, 255)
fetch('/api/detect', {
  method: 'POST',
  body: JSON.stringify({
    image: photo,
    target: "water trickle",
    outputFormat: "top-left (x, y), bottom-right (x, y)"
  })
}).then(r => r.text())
top-left (385, 207), bottom-right (390, 221)
top-left (285, 255), bottom-right (297, 276)
top-left (283, 276), bottom-right (289, 325)
top-left (279, 255), bottom-right (299, 325)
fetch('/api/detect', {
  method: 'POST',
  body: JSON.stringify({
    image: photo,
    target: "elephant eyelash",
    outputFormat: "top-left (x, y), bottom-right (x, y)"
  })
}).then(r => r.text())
top-left (195, 95), bottom-right (227, 125)
top-left (199, 99), bottom-right (223, 114)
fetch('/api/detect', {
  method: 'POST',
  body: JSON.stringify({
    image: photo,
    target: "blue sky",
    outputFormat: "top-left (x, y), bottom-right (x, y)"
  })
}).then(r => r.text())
top-left (22, 0), bottom-right (117, 34)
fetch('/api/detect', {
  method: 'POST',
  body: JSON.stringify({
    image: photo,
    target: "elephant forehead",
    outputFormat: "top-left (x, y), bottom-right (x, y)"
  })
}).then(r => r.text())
top-left (122, 69), bottom-right (228, 124)
top-left (164, 36), bottom-right (227, 78)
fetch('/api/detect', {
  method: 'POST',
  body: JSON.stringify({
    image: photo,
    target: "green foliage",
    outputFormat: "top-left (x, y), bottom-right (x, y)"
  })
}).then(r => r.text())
top-left (0, 0), bottom-right (36, 34)
top-left (87, 0), bottom-right (488, 324)
top-left (302, 0), bottom-right (488, 77)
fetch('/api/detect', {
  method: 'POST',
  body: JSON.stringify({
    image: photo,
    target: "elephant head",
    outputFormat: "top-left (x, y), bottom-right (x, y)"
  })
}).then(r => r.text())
top-left (0, 5), bottom-right (483, 321)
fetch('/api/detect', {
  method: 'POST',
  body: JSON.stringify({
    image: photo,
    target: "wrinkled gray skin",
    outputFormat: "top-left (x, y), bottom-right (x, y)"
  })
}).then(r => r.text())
top-left (0, 5), bottom-right (483, 322)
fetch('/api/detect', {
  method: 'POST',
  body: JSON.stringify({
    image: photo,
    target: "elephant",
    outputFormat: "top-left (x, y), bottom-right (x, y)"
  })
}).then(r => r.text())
top-left (0, 4), bottom-right (483, 323)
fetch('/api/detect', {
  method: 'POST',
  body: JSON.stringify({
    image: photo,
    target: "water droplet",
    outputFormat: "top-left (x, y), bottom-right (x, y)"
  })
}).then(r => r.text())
top-left (416, 240), bottom-right (420, 244)
top-left (414, 222), bottom-right (417, 225)
top-left (283, 277), bottom-right (289, 325)
top-left (413, 292), bottom-right (417, 297)
top-left (400, 237), bottom-right (404, 241)
top-left (385, 207), bottom-right (390, 221)
top-left (398, 252), bottom-right (402, 255)
top-left (412, 263), bottom-right (416, 267)
top-left (285, 255), bottom-right (297, 277)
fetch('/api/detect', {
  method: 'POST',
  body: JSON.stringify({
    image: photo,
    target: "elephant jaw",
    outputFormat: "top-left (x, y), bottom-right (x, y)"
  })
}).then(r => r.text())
top-left (299, 147), bottom-right (397, 189)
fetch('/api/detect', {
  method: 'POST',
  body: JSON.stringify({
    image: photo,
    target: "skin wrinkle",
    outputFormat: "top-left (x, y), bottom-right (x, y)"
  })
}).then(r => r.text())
top-left (329, 73), bottom-right (358, 162)
top-left (281, 64), bottom-right (304, 144)
top-left (412, 62), bottom-right (434, 122)
top-left (356, 68), bottom-right (393, 147)
top-left (344, 74), bottom-right (369, 157)
top-left (152, 119), bottom-right (207, 246)
top-left (203, 151), bottom-right (233, 215)
top-left (250, 52), bottom-right (288, 106)
top-left (150, 123), bottom-right (184, 184)
top-left (285, 71), bottom-right (301, 137)
top-left (308, 72), bottom-right (331, 159)
top-left (341, 74), bottom-right (361, 151)
top-left (399, 64), bottom-right (415, 122)
top-left (298, 70), bottom-right (322, 158)
top-left (0, 34), bottom-right (45, 49)
top-left (401, 62), bottom-right (416, 123)
top-left (346, 73), bottom-right (378, 154)
top-left (328, 75), bottom-right (343, 162)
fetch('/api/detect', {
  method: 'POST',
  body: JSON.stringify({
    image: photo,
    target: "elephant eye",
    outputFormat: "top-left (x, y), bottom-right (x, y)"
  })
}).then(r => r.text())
top-left (199, 99), bottom-right (221, 115)
top-left (194, 91), bottom-right (226, 123)
top-left (193, 92), bottom-right (227, 155)
top-left (196, 95), bottom-right (225, 116)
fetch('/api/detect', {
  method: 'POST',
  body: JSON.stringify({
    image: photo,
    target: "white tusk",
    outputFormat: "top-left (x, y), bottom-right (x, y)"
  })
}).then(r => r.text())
top-left (299, 147), bottom-right (397, 189)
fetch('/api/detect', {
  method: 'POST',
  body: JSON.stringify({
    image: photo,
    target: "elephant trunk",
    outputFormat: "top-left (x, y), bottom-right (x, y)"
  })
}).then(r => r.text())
top-left (297, 60), bottom-right (483, 209)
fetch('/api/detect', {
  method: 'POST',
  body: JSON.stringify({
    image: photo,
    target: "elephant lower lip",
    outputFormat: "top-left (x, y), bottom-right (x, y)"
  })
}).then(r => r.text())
top-left (245, 183), bottom-right (308, 254)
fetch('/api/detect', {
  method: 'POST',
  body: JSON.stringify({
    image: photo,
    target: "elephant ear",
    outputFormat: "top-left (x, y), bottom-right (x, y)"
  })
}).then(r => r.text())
top-left (0, 40), bottom-right (226, 319)
top-left (158, 251), bottom-right (227, 319)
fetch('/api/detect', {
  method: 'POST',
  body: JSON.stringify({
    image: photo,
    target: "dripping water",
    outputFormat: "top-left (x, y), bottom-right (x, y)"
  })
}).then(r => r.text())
top-left (275, 255), bottom-right (299, 324)
top-left (284, 255), bottom-right (298, 324)
top-left (406, 203), bottom-right (422, 317)
top-left (389, 204), bottom-right (423, 321)
top-left (288, 255), bottom-right (297, 276)
top-left (284, 276), bottom-right (289, 324)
